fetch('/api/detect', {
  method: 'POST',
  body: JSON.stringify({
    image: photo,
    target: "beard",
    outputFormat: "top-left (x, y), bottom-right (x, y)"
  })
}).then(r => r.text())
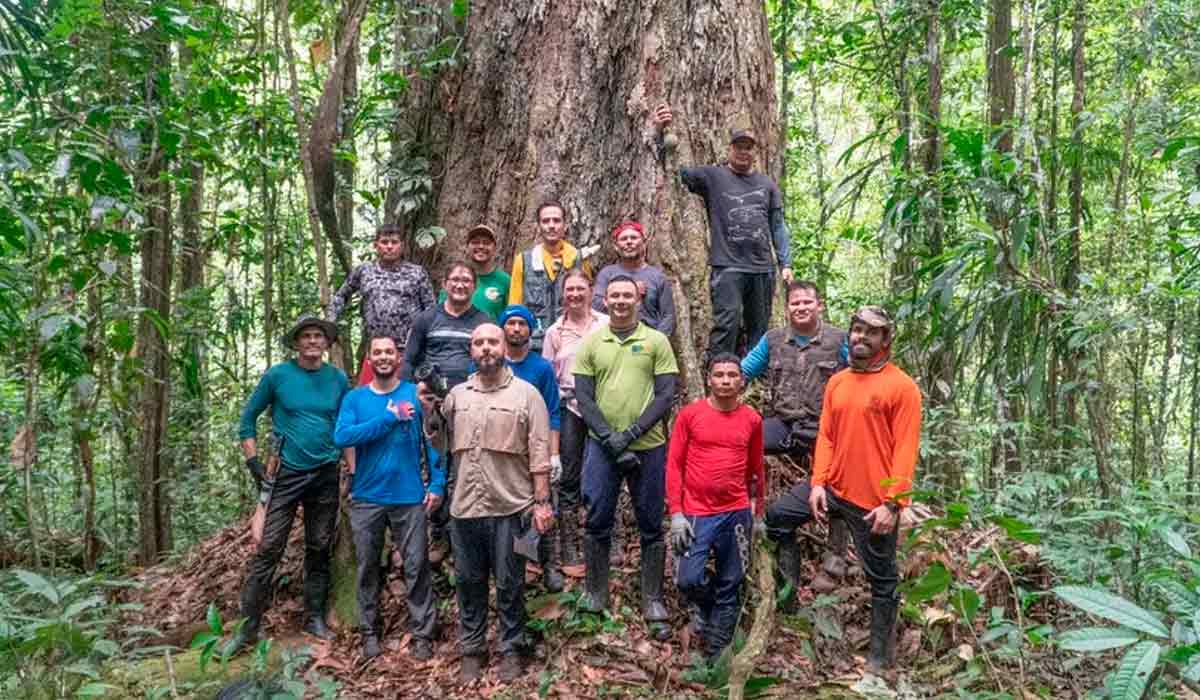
top-left (476, 354), bottom-right (503, 374)
top-left (372, 364), bottom-right (396, 379)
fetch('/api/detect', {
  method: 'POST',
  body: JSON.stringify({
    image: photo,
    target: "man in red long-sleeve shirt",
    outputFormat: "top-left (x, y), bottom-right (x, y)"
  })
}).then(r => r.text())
top-left (667, 352), bottom-right (764, 664)
top-left (764, 305), bottom-right (921, 674)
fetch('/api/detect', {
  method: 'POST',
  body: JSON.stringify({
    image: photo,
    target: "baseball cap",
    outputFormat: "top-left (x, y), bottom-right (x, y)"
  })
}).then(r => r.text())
top-left (466, 224), bottom-right (497, 242)
top-left (729, 129), bottom-right (758, 145)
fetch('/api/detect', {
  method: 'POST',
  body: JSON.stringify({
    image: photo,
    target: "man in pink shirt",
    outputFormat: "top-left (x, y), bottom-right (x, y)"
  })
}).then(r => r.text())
top-left (667, 352), bottom-right (764, 664)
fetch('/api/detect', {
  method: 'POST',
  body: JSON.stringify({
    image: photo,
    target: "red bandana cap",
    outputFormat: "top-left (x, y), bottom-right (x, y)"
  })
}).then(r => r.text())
top-left (611, 220), bottom-right (645, 241)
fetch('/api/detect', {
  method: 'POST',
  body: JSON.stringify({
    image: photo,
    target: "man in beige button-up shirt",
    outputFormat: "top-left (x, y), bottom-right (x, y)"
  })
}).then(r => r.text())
top-left (441, 324), bottom-right (554, 684)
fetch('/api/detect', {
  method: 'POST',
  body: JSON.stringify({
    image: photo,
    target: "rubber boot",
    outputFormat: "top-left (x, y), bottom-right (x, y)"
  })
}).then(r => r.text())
top-left (303, 613), bottom-right (334, 640)
top-left (580, 535), bottom-right (610, 613)
top-left (222, 616), bottom-right (260, 657)
top-left (777, 539), bottom-right (801, 593)
top-left (539, 526), bottom-right (565, 593)
top-left (361, 632), bottom-right (382, 659)
top-left (866, 596), bottom-right (899, 673)
top-left (560, 509), bottom-right (583, 567)
top-left (640, 541), bottom-right (670, 623)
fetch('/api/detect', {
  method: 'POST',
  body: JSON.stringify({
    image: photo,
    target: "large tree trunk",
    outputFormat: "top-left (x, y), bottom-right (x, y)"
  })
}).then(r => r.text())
top-left (434, 1), bottom-right (779, 396)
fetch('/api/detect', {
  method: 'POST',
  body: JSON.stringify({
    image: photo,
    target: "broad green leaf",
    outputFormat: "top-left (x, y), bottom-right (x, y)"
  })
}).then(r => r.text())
top-left (13, 569), bottom-right (60, 605)
top-left (1054, 586), bottom-right (1168, 638)
top-left (1107, 641), bottom-right (1160, 700)
top-left (1154, 578), bottom-right (1200, 616)
top-left (1057, 626), bottom-right (1140, 652)
top-left (76, 683), bottom-right (117, 697)
top-left (1162, 527), bottom-right (1193, 559)
top-left (905, 561), bottom-right (952, 604)
top-left (992, 515), bottom-right (1042, 544)
top-left (64, 595), bottom-right (105, 620)
top-left (206, 602), bottom-right (221, 635)
top-left (952, 586), bottom-right (982, 623)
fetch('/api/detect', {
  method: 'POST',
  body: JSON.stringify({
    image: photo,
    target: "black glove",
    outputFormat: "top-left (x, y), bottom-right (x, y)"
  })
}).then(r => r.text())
top-left (602, 431), bottom-right (635, 458)
top-left (245, 456), bottom-right (265, 485)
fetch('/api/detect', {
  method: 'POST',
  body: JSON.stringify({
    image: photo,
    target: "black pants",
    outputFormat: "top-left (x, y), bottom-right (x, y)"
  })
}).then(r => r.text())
top-left (240, 463), bottom-right (339, 624)
top-left (349, 501), bottom-right (435, 640)
top-left (559, 409), bottom-right (587, 513)
top-left (764, 481), bottom-right (899, 600)
top-left (450, 513), bottom-right (527, 657)
top-left (708, 268), bottom-right (773, 358)
top-left (581, 439), bottom-right (666, 549)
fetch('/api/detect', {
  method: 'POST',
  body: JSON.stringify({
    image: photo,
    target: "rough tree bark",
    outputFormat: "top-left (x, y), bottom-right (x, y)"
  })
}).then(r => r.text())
top-left (1062, 0), bottom-right (1085, 436)
top-left (433, 0), bottom-right (779, 396)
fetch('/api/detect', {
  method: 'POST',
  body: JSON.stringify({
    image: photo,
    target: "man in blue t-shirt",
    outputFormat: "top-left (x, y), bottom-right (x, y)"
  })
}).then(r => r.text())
top-left (496, 305), bottom-right (563, 591)
top-left (335, 335), bottom-right (446, 661)
top-left (232, 315), bottom-right (351, 652)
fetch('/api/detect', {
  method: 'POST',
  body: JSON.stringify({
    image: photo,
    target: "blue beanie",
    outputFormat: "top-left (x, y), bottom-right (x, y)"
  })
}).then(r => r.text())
top-left (499, 304), bottom-right (536, 329)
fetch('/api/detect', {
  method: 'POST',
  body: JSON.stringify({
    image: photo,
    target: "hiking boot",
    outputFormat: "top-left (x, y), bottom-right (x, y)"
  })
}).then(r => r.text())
top-left (609, 523), bottom-right (625, 567)
top-left (460, 653), bottom-right (485, 682)
top-left (410, 637), bottom-right (433, 661)
top-left (866, 596), bottom-right (899, 674)
top-left (539, 527), bottom-right (565, 593)
top-left (303, 614), bottom-right (333, 641)
top-left (640, 541), bottom-right (669, 623)
top-left (497, 653), bottom-right (524, 682)
top-left (361, 633), bottom-right (382, 660)
top-left (580, 535), bottom-right (610, 613)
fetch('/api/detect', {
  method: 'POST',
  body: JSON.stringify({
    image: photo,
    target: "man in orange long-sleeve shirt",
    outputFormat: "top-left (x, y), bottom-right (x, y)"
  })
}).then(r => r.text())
top-left (764, 306), bottom-right (921, 674)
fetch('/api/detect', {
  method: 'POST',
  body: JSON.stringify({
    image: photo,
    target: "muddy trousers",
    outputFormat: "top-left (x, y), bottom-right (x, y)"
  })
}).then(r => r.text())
top-left (450, 513), bottom-right (527, 657)
top-left (239, 463), bottom-right (339, 628)
top-left (675, 509), bottom-right (753, 656)
top-left (349, 501), bottom-right (435, 641)
top-left (765, 480), bottom-right (899, 601)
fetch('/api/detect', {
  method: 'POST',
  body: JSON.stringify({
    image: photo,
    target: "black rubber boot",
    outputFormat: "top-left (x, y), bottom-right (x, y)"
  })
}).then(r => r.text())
top-left (777, 539), bottom-right (802, 592)
top-left (303, 614), bottom-right (334, 641)
top-left (822, 518), bottom-right (849, 578)
top-left (640, 541), bottom-right (669, 623)
top-left (560, 510), bottom-right (583, 567)
top-left (362, 632), bottom-right (382, 659)
top-left (580, 535), bottom-right (610, 613)
top-left (866, 596), bottom-right (899, 673)
top-left (539, 527), bottom-right (565, 593)
top-left (222, 616), bottom-right (260, 657)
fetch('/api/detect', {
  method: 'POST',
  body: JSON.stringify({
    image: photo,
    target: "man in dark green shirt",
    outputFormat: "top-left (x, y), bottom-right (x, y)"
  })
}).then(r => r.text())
top-left (229, 314), bottom-right (351, 652)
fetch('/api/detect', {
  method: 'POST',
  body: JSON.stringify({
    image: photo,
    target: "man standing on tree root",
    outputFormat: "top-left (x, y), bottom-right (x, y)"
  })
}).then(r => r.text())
top-left (764, 306), bottom-right (921, 674)
top-left (573, 275), bottom-right (678, 626)
top-left (334, 336), bottom-right (445, 662)
top-left (442, 324), bottom-right (555, 683)
top-left (592, 220), bottom-right (676, 336)
top-left (327, 224), bottom-right (436, 385)
top-left (496, 305), bottom-right (564, 592)
top-left (231, 315), bottom-right (351, 652)
top-left (508, 200), bottom-right (593, 353)
top-left (741, 280), bottom-right (850, 591)
top-left (668, 353), bottom-right (764, 664)
top-left (653, 104), bottom-right (791, 358)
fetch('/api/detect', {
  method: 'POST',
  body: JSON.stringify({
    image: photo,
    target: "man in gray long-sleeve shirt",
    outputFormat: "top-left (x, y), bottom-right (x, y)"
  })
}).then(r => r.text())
top-left (653, 104), bottom-right (793, 360)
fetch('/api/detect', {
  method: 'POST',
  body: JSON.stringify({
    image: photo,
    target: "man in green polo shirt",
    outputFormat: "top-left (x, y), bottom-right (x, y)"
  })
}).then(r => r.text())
top-left (573, 275), bottom-right (678, 625)
top-left (438, 224), bottom-right (510, 320)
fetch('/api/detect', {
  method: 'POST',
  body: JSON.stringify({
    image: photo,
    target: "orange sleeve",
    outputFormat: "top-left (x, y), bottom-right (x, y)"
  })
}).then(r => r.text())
top-left (885, 376), bottom-right (922, 504)
top-left (810, 376), bottom-right (837, 487)
top-left (665, 408), bottom-right (690, 515)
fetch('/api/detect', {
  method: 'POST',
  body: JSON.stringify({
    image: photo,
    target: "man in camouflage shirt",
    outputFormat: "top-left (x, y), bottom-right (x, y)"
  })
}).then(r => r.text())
top-left (327, 224), bottom-right (437, 384)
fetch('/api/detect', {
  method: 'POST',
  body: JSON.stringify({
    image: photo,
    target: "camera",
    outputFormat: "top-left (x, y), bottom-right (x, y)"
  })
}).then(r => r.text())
top-left (414, 362), bottom-right (449, 400)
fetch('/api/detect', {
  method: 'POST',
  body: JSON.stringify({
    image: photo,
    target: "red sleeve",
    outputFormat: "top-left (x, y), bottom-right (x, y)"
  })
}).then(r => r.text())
top-left (747, 410), bottom-right (765, 516)
top-left (666, 406), bottom-right (691, 515)
top-left (811, 376), bottom-right (838, 487)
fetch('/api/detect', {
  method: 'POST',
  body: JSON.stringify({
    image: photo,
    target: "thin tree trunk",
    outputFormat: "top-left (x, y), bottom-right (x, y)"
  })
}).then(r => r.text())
top-left (1062, 0), bottom-right (1086, 435)
top-left (1189, 302), bottom-right (1200, 506)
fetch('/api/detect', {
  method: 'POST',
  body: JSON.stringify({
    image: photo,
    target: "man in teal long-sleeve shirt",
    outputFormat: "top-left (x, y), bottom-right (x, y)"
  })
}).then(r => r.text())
top-left (229, 315), bottom-right (350, 653)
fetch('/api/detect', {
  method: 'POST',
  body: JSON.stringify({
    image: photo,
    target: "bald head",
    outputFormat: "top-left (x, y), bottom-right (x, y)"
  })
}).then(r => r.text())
top-left (470, 323), bottom-right (505, 377)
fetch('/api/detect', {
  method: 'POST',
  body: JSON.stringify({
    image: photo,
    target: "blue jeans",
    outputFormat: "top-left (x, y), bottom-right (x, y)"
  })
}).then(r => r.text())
top-left (675, 509), bottom-right (752, 655)
top-left (581, 439), bottom-right (666, 548)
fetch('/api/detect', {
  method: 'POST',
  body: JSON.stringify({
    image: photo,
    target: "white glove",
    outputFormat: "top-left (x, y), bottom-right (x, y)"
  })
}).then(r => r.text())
top-left (549, 455), bottom-right (563, 484)
top-left (670, 513), bottom-right (694, 555)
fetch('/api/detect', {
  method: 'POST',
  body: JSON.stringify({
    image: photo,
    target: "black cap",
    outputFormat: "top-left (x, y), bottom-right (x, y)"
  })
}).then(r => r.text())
top-left (729, 129), bottom-right (758, 145)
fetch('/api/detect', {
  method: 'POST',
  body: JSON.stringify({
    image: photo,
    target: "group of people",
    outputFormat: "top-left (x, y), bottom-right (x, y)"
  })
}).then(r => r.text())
top-left (230, 107), bottom-right (922, 683)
